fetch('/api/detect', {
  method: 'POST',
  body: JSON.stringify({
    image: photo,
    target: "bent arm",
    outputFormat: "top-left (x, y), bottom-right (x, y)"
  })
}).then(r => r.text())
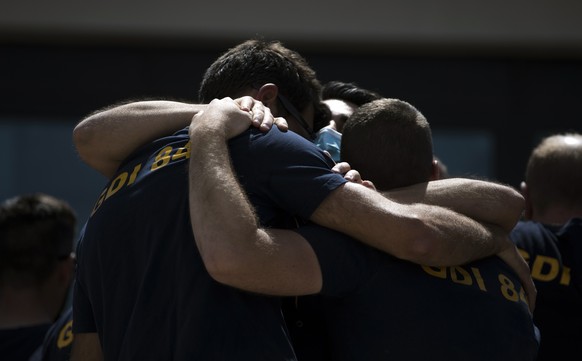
top-left (73, 100), bottom-right (204, 178)
top-left (188, 98), bottom-right (322, 295)
top-left (322, 171), bottom-right (535, 307)
top-left (311, 182), bottom-right (509, 266)
top-left (381, 178), bottom-right (524, 232)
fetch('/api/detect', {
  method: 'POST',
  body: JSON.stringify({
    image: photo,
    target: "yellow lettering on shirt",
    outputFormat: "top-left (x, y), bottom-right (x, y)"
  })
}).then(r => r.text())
top-left (57, 319), bottom-right (74, 349)
top-left (90, 141), bottom-right (191, 217)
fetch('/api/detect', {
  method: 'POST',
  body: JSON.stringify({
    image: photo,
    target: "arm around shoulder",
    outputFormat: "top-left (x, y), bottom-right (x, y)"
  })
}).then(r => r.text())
top-left (311, 182), bottom-right (506, 266)
top-left (187, 98), bottom-right (322, 295)
top-left (73, 100), bottom-right (205, 178)
top-left (382, 178), bottom-right (524, 232)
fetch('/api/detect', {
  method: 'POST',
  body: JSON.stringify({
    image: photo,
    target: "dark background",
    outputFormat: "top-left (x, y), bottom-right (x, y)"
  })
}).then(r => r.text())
top-left (1, 1), bottom-right (581, 226)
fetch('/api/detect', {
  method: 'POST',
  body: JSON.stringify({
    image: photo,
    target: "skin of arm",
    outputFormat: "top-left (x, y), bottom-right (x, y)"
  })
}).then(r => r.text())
top-left (329, 164), bottom-right (535, 309)
top-left (74, 98), bottom-right (534, 306)
top-left (311, 183), bottom-right (505, 266)
top-left (73, 100), bottom-right (205, 178)
top-left (70, 333), bottom-right (104, 361)
top-left (72, 100), bottom-right (522, 234)
top-left (312, 185), bottom-right (535, 307)
top-left (80, 100), bottom-right (518, 266)
top-left (188, 98), bottom-right (535, 309)
top-left (188, 98), bottom-right (322, 295)
top-left (331, 162), bottom-right (524, 233)
top-left (379, 178), bottom-right (525, 232)
top-left (189, 100), bottom-right (536, 311)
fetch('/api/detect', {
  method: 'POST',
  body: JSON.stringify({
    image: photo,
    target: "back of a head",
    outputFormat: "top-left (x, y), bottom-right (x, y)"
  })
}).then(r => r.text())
top-left (341, 98), bottom-right (434, 190)
top-left (0, 193), bottom-right (77, 289)
top-left (322, 81), bottom-right (382, 106)
top-left (525, 132), bottom-right (582, 215)
top-left (198, 38), bottom-right (329, 131)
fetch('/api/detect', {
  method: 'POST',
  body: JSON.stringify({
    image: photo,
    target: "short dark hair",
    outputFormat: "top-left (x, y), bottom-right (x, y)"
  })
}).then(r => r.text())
top-left (322, 81), bottom-right (382, 106)
top-left (198, 39), bottom-right (329, 132)
top-left (525, 132), bottom-right (582, 213)
top-left (0, 193), bottom-right (77, 288)
top-left (341, 98), bottom-right (434, 190)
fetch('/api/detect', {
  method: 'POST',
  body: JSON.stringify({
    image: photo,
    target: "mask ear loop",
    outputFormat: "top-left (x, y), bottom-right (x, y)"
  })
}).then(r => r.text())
top-left (277, 94), bottom-right (316, 140)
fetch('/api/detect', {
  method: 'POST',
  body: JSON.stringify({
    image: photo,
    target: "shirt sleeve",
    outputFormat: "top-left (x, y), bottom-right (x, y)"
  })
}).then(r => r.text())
top-left (72, 232), bottom-right (97, 334)
top-left (229, 127), bottom-right (347, 222)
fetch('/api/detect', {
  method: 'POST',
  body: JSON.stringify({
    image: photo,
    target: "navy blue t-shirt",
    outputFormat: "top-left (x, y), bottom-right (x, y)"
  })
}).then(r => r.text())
top-left (73, 126), bottom-right (346, 360)
top-left (29, 307), bottom-right (73, 361)
top-left (511, 218), bottom-right (582, 361)
top-left (292, 224), bottom-right (540, 361)
top-left (0, 324), bottom-right (50, 361)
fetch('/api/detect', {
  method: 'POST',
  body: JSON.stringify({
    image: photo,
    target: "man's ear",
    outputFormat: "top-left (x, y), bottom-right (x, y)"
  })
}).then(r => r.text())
top-left (430, 159), bottom-right (440, 181)
top-left (520, 181), bottom-right (533, 220)
top-left (57, 254), bottom-right (75, 287)
top-left (255, 83), bottom-right (279, 111)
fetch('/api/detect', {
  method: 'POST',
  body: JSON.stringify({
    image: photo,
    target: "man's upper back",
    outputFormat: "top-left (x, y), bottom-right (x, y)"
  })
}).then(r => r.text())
top-left (74, 129), bottom-right (295, 360)
top-left (294, 224), bottom-right (539, 361)
top-left (511, 218), bottom-right (582, 360)
top-left (73, 126), bottom-right (345, 360)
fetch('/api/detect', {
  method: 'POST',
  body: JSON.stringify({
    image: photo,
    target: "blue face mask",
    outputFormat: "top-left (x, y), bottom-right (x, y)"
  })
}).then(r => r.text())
top-left (314, 126), bottom-right (342, 163)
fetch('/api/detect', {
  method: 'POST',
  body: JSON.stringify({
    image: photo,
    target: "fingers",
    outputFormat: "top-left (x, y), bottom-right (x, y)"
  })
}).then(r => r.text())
top-left (332, 162), bottom-right (352, 175)
top-left (233, 96), bottom-right (287, 133)
top-left (235, 96), bottom-right (254, 112)
top-left (362, 180), bottom-right (376, 191)
top-left (250, 106), bottom-right (266, 128)
top-left (197, 98), bottom-right (253, 140)
top-left (273, 117), bottom-right (288, 132)
top-left (497, 244), bottom-right (537, 314)
top-left (343, 170), bottom-right (362, 183)
top-left (330, 162), bottom-right (375, 189)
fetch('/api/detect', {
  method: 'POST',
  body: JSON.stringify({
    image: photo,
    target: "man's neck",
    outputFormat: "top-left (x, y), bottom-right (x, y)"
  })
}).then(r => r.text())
top-left (0, 288), bottom-right (52, 329)
top-left (531, 207), bottom-right (582, 225)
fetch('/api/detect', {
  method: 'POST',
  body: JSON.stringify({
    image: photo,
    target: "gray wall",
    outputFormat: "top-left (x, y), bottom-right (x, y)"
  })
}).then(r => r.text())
top-left (0, 119), bottom-right (106, 231)
top-left (2, 0), bottom-right (582, 55)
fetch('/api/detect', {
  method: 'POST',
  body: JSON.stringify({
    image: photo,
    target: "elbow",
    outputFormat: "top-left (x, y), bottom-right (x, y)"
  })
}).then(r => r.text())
top-left (396, 215), bottom-right (441, 265)
top-left (72, 118), bottom-right (100, 171)
top-left (398, 213), bottom-right (478, 266)
top-left (499, 186), bottom-right (526, 231)
top-left (201, 252), bottom-right (242, 286)
top-left (509, 187), bottom-right (526, 219)
top-left (72, 117), bottom-right (118, 178)
top-left (406, 239), bottom-right (439, 266)
top-left (197, 239), bottom-right (248, 287)
top-left (72, 118), bottom-right (95, 162)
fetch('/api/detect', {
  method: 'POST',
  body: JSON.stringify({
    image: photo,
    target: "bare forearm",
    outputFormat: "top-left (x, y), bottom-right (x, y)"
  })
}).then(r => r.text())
top-left (188, 100), bottom-right (274, 282)
top-left (74, 100), bottom-right (205, 178)
top-left (187, 99), bottom-right (322, 294)
top-left (188, 122), bottom-right (259, 266)
top-left (311, 182), bottom-right (505, 266)
top-left (189, 120), bottom-right (322, 294)
top-left (381, 178), bottom-right (524, 232)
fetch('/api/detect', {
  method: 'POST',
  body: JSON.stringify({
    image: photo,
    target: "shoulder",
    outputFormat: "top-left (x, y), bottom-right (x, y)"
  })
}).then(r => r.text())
top-left (295, 224), bottom-right (377, 291)
top-left (510, 220), bottom-right (547, 241)
top-left (37, 308), bottom-right (74, 361)
top-left (232, 127), bottom-right (329, 162)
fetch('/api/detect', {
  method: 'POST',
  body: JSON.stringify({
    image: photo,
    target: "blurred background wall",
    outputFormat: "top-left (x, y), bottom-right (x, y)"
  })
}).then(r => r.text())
top-left (1, 0), bottom-right (581, 228)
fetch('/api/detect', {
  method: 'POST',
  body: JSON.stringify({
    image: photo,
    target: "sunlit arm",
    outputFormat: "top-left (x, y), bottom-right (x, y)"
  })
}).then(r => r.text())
top-left (310, 183), bottom-right (507, 267)
top-left (381, 178), bottom-right (525, 232)
top-left (188, 98), bottom-right (322, 295)
top-left (73, 100), bottom-right (203, 178)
